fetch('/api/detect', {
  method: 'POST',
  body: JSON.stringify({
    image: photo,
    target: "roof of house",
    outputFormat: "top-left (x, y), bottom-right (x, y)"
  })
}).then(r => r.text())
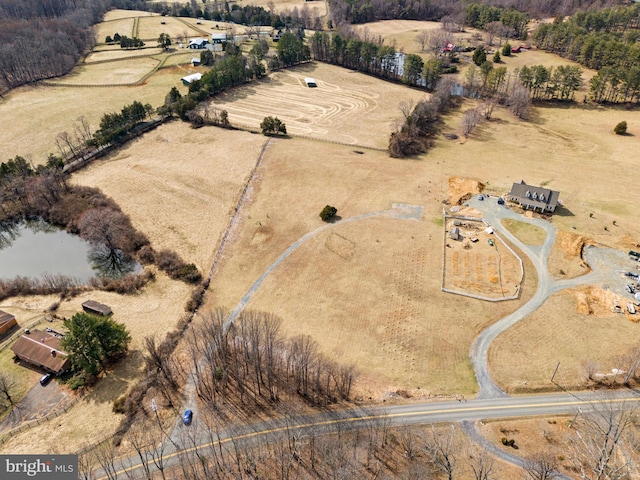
top-left (10, 330), bottom-right (69, 373)
top-left (211, 33), bottom-right (227, 40)
top-left (82, 300), bottom-right (112, 316)
top-left (181, 72), bottom-right (203, 84)
top-left (508, 180), bottom-right (560, 210)
top-left (0, 310), bottom-right (16, 327)
top-left (191, 57), bottom-right (201, 63)
top-left (189, 38), bottom-right (208, 45)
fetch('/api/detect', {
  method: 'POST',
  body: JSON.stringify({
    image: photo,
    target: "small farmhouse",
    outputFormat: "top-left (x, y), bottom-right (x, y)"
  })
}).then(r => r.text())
top-left (11, 330), bottom-right (70, 374)
top-left (449, 227), bottom-right (461, 240)
top-left (188, 38), bottom-right (209, 49)
top-left (82, 300), bottom-right (112, 316)
top-left (507, 180), bottom-right (560, 213)
top-left (181, 72), bottom-right (202, 86)
top-left (0, 310), bottom-right (17, 336)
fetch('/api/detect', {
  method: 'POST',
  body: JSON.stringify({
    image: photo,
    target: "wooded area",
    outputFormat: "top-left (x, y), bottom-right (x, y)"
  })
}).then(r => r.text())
top-left (0, 0), bottom-right (111, 92)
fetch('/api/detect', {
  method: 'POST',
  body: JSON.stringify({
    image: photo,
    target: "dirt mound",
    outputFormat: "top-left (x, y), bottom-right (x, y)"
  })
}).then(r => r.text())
top-left (572, 285), bottom-right (618, 316)
top-left (448, 177), bottom-right (485, 205)
top-left (556, 230), bottom-right (586, 257)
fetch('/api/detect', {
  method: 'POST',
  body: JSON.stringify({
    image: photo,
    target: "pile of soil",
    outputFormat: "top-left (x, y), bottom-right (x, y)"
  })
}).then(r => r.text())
top-left (447, 177), bottom-right (485, 205)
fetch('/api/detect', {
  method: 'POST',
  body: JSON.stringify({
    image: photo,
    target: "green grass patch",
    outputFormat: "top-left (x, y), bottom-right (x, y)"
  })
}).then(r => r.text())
top-left (432, 216), bottom-right (444, 227)
top-left (501, 218), bottom-right (546, 246)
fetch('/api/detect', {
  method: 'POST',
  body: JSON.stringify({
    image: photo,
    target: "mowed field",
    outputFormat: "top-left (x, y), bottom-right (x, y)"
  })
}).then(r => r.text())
top-left (207, 63), bottom-right (426, 148)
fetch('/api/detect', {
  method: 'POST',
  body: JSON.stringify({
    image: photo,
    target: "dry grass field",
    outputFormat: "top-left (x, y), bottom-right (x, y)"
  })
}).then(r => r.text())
top-left (94, 17), bottom-right (136, 42)
top-left (0, 67), bottom-right (190, 163)
top-left (488, 287), bottom-right (640, 393)
top-left (207, 63), bottom-right (426, 148)
top-left (72, 122), bottom-right (267, 271)
top-left (137, 15), bottom-right (204, 41)
top-left (232, 0), bottom-right (327, 16)
top-left (203, 137), bottom-right (537, 398)
top-left (46, 57), bottom-right (161, 86)
top-left (84, 47), bottom-right (164, 63)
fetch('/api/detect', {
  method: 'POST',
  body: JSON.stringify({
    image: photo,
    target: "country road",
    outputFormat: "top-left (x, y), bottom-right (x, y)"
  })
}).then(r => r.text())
top-left (94, 390), bottom-right (640, 480)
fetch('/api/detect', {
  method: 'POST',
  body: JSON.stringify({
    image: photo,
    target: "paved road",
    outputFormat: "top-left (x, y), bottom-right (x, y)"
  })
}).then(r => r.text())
top-left (95, 390), bottom-right (640, 480)
top-left (466, 196), bottom-right (603, 398)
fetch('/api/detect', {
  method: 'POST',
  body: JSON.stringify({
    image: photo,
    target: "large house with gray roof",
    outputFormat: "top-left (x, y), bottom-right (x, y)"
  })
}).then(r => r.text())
top-left (506, 180), bottom-right (560, 213)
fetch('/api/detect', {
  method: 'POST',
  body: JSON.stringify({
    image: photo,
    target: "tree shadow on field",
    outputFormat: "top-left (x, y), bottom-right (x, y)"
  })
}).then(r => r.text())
top-left (326, 215), bottom-right (342, 223)
top-left (88, 350), bottom-right (144, 405)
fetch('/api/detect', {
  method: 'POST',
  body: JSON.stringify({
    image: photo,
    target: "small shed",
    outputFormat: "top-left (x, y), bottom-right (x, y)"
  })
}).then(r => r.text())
top-left (304, 77), bottom-right (317, 87)
top-left (191, 57), bottom-right (201, 66)
top-left (82, 300), bottom-right (112, 316)
top-left (449, 227), bottom-right (461, 241)
top-left (0, 310), bottom-right (17, 335)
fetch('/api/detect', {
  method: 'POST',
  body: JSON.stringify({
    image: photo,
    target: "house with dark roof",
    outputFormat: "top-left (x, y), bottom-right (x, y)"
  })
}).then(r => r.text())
top-left (10, 330), bottom-right (70, 374)
top-left (82, 300), bottom-right (112, 316)
top-left (506, 180), bottom-right (560, 213)
top-left (0, 310), bottom-right (17, 336)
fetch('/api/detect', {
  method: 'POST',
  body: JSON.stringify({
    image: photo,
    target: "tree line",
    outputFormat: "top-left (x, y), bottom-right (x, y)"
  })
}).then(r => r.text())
top-left (534, 4), bottom-right (640, 103)
top-left (464, 3), bottom-right (531, 40)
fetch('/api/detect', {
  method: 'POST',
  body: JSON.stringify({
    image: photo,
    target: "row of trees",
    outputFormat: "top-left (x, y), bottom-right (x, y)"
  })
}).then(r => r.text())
top-left (189, 309), bottom-right (358, 408)
top-left (518, 64), bottom-right (583, 101)
top-left (94, 101), bottom-right (154, 146)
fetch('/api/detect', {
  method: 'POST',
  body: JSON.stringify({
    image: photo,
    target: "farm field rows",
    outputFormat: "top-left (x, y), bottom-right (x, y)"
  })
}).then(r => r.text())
top-left (207, 63), bottom-right (426, 148)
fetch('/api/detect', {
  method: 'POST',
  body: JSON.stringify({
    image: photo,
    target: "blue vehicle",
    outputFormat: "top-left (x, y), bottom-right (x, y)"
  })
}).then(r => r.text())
top-left (39, 374), bottom-right (52, 386)
top-left (183, 409), bottom-right (193, 425)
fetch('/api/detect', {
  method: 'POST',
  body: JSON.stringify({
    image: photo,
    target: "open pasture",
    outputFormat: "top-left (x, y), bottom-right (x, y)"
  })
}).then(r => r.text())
top-left (72, 122), bottom-right (267, 272)
top-left (204, 136), bottom-right (537, 397)
top-left (84, 47), bottom-right (164, 63)
top-left (137, 15), bottom-right (204, 41)
top-left (0, 66), bottom-right (192, 163)
top-left (94, 17), bottom-right (136, 42)
top-left (206, 62), bottom-right (427, 148)
top-left (44, 57), bottom-right (160, 86)
top-left (232, 0), bottom-right (327, 17)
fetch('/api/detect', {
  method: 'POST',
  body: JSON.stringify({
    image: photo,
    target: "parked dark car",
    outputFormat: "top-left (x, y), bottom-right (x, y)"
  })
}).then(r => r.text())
top-left (39, 374), bottom-right (52, 386)
top-left (497, 197), bottom-right (505, 205)
top-left (183, 409), bottom-right (193, 425)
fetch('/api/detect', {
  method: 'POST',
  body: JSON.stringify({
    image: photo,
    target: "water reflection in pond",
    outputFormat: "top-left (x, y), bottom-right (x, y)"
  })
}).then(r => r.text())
top-left (0, 221), bottom-right (140, 282)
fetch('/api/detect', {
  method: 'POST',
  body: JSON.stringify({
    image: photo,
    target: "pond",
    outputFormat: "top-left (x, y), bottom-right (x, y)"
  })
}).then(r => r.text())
top-left (0, 221), bottom-right (139, 282)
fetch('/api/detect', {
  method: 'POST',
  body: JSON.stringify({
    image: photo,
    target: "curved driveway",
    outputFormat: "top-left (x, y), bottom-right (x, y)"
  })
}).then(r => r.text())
top-left (466, 196), bottom-right (603, 398)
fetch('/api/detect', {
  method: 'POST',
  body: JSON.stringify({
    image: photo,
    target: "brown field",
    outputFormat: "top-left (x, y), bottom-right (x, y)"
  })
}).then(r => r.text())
top-left (45, 57), bottom-right (160, 86)
top-left (0, 67), bottom-right (191, 163)
top-left (488, 287), bottom-right (640, 393)
top-left (84, 47), bottom-right (164, 63)
top-left (72, 122), bottom-right (267, 271)
top-left (3, 18), bottom-right (640, 456)
top-left (232, 0), bottom-right (327, 16)
top-left (94, 17), bottom-right (136, 42)
top-left (137, 15), bottom-right (204, 41)
top-left (203, 137), bottom-right (537, 398)
top-left (207, 62), bottom-right (426, 148)
top-left (548, 230), bottom-right (589, 279)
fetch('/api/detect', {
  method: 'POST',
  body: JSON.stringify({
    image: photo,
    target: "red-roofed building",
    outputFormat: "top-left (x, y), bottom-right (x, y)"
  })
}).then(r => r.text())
top-left (10, 330), bottom-right (70, 374)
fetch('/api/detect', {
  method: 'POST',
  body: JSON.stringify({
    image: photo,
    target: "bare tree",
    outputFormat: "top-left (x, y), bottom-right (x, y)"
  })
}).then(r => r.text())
top-left (618, 344), bottom-right (640, 384)
top-left (508, 82), bottom-right (531, 119)
top-left (77, 207), bottom-right (134, 253)
top-left (427, 28), bottom-right (453, 57)
top-left (485, 21), bottom-right (505, 46)
top-left (461, 108), bottom-right (483, 137)
top-left (0, 371), bottom-right (16, 406)
top-left (424, 424), bottom-right (458, 480)
top-left (481, 97), bottom-right (498, 120)
top-left (93, 441), bottom-right (119, 480)
top-left (567, 399), bottom-right (639, 480)
top-left (522, 451), bottom-right (559, 480)
top-left (416, 30), bottom-right (430, 52)
top-left (469, 442), bottom-right (496, 480)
